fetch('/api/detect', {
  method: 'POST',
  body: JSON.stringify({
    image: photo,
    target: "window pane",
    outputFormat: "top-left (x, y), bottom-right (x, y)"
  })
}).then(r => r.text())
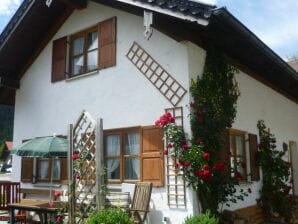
top-left (53, 160), bottom-right (61, 180)
top-left (88, 31), bottom-right (98, 51)
top-left (236, 157), bottom-right (246, 177)
top-left (72, 56), bottom-right (84, 75)
top-left (87, 50), bottom-right (98, 71)
top-left (125, 133), bottom-right (140, 155)
top-left (38, 160), bottom-right (49, 180)
top-left (106, 135), bottom-right (120, 156)
top-left (73, 37), bottom-right (84, 55)
top-left (125, 157), bottom-right (140, 180)
top-left (236, 136), bottom-right (244, 156)
top-left (107, 159), bottom-right (120, 179)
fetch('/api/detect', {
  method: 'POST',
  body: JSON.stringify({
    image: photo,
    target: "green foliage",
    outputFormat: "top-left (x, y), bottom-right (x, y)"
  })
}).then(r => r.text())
top-left (183, 210), bottom-right (219, 224)
top-left (157, 48), bottom-right (246, 216)
top-left (257, 120), bottom-right (292, 218)
top-left (87, 207), bottom-right (134, 224)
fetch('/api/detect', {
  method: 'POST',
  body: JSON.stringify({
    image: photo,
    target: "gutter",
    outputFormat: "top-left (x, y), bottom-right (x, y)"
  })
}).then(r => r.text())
top-left (115, 0), bottom-right (210, 26)
top-left (212, 7), bottom-right (298, 81)
top-left (0, 0), bottom-right (36, 51)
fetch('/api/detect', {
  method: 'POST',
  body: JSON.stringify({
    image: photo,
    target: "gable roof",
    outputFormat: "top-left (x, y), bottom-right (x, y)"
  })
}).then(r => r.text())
top-left (0, 0), bottom-right (297, 105)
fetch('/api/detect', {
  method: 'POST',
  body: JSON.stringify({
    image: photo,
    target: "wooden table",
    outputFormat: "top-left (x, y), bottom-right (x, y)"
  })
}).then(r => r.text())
top-left (9, 199), bottom-right (65, 224)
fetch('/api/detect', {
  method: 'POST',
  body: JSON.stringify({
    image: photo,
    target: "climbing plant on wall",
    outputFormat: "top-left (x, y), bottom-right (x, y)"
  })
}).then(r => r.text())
top-left (156, 48), bottom-right (250, 215)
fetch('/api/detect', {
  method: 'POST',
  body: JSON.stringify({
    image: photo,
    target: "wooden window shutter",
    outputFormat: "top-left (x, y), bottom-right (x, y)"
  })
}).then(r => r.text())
top-left (21, 157), bottom-right (34, 183)
top-left (52, 36), bottom-right (67, 82)
top-left (220, 129), bottom-right (231, 176)
top-left (98, 17), bottom-right (116, 69)
top-left (141, 126), bottom-right (164, 187)
top-left (249, 133), bottom-right (260, 181)
top-left (60, 158), bottom-right (68, 183)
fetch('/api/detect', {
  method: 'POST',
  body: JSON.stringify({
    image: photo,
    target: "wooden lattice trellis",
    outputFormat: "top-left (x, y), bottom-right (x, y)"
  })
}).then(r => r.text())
top-left (165, 107), bottom-right (186, 207)
top-left (127, 42), bottom-right (187, 106)
top-left (69, 111), bottom-right (104, 223)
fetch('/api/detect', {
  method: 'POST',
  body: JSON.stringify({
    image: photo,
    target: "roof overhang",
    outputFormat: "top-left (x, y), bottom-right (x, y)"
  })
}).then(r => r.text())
top-left (0, 0), bottom-right (297, 105)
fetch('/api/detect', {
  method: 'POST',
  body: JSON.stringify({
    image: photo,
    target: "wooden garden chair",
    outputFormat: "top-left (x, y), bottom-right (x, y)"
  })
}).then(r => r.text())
top-left (127, 182), bottom-right (152, 224)
top-left (0, 181), bottom-right (26, 223)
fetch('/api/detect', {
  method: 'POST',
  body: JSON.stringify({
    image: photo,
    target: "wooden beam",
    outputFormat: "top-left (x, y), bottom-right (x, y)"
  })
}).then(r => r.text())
top-left (0, 76), bottom-right (20, 89)
top-left (58, 0), bottom-right (87, 9)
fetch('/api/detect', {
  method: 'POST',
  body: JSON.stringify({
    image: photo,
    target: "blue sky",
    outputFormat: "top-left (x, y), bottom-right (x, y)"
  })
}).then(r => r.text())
top-left (0, 0), bottom-right (297, 60)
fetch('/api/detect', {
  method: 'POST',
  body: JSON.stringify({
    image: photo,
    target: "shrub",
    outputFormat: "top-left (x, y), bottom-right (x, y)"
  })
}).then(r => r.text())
top-left (183, 210), bottom-right (219, 224)
top-left (86, 207), bottom-right (134, 224)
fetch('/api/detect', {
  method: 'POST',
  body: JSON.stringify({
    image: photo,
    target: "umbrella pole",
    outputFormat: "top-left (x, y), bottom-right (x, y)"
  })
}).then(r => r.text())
top-left (50, 158), bottom-right (54, 201)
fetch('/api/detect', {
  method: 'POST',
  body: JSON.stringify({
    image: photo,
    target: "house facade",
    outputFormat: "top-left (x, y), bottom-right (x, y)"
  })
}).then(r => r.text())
top-left (0, 0), bottom-right (297, 223)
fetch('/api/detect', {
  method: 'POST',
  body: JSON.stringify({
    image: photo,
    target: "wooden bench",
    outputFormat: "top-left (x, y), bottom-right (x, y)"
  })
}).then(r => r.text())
top-left (222, 205), bottom-right (265, 224)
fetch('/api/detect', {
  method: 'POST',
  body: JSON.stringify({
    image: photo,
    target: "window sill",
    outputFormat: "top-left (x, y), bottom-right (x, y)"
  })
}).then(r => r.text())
top-left (66, 70), bottom-right (99, 82)
top-left (33, 183), bottom-right (62, 188)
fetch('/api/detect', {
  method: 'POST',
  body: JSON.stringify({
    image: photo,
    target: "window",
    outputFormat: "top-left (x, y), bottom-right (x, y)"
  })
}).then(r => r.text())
top-left (223, 129), bottom-right (260, 182)
top-left (104, 126), bottom-right (164, 187)
top-left (21, 157), bottom-right (68, 184)
top-left (229, 129), bottom-right (247, 180)
top-left (69, 27), bottom-right (98, 76)
top-left (51, 17), bottom-right (116, 82)
top-left (105, 128), bottom-right (141, 182)
top-left (37, 158), bottom-right (62, 182)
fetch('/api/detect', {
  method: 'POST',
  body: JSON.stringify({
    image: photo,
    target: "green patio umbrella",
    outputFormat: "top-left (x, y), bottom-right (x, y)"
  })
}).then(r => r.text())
top-left (12, 136), bottom-right (69, 200)
top-left (11, 136), bottom-right (68, 157)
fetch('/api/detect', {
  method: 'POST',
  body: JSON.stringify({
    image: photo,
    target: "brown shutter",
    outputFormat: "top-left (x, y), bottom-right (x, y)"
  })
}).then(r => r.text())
top-left (98, 17), bottom-right (116, 69)
top-left (219, 129), bottom-right (231, 176)
top-left (60, 158), bottom-right (68, 183)
top-left (141, 126), bottom-right (164, 187)
top-left (21, 157), bottom-right (33, 183)
top-left (52, 36), bottom-right (67, 82)
top-left (249, 133), bottom-right (260, 181)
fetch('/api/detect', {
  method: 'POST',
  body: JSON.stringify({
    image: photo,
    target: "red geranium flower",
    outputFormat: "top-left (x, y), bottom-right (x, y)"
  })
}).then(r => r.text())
top-left (248, 188), bottom-right (252, 194)
top-left (190, 102), bottom-right (195, 108)
top-left (163, 149), bottom-right (168, 156)
top-left (234, 171), bottom-right (242, 179)
top-left (182, 144), bottom-right (191, 150)
top-left (54, 191), bottom-right (61, 198)
top-left (203, 164), bottom-right (210, 171)
top-left (202, 152), bottom-right (210, 160)
top-left (49, 201), bottom-right (54, 208)
top-left (56, 216), bottom-right (63, 223)
top-left (184, 161), bottom-right (191, 167)
top-left (72, 153), bottom-right (79, 161)
top-left (213, 162), bottom-right (225, 172)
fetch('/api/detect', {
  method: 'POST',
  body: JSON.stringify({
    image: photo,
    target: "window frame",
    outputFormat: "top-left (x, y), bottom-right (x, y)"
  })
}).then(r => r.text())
top-left (36, 158), bottom-right (63, 183)
top-left (69, 25), bottom-right (99, 77)
top-left (229, 129), bottom-right (247, 181)
top-left (104, 127), bottom-right (141, 184)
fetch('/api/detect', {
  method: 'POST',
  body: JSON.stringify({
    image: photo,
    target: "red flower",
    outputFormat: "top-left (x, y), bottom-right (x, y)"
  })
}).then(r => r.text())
top-left (196, 138), bottom-right (201, 145)
top-left (72, 153), bottom-right (79, 161)
top-left (190, 102), bottom-right (195, 108)
top-left (174, 163), bottom-right (179, 169)
top-left (182, 144), bottom-right (191, 150)
top-left (163, 149), bottom-right (168, 156)
top-left (167, 143), bottom-right (173, 148)
top-left (56, 216), bottom-right (63, 223)
top-left (49, 201), bottom-right (54, 208)
top-left (234, 171), bottom-right (242, 179)
top-left (195, 170), bottom-right (212, 181)
top-left (178, 159), bottom-right (184, 166)
top-left (248, 188), bottom-right (252, 194)
top-left (213, 162), bottom-right (225, 172)
top-left (202, 152), bottom-right (210, 160)
top-left (203, 164), bottom-right (210, 171)
top-left (197, 116), bottom-right (204, 123)
top-left (54, 191), bottom-right (61, 198)
top-left (184, 161), bottom-right (191, 167)
top-left (225, 154), bottom-right (231, 161)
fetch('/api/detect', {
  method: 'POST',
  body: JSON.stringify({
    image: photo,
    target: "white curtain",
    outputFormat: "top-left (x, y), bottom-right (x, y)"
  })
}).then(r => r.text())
top-left (125, 133), bottom-right (140, 180)
top-left (39, 160), bottom-right (49, 179)
top-left (53, 160), bottom-right (61, 180)
top-left (106, 135), bottom-right (120, 179)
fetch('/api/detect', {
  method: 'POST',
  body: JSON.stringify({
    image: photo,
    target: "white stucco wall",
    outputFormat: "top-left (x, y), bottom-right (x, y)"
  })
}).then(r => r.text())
top-left (12, 2), bottom-right (198, 224)
top-left (11, 1), bottom-right (298, 223)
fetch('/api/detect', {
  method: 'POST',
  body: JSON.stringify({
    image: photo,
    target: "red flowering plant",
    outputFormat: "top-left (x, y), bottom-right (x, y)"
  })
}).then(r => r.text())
top-left (157, 49), bottom-right (250, 216)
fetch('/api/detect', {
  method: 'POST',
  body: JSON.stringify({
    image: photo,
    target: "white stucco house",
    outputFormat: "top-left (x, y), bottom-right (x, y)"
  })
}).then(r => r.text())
top-left (0, 0), bottom-right (297, 223)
